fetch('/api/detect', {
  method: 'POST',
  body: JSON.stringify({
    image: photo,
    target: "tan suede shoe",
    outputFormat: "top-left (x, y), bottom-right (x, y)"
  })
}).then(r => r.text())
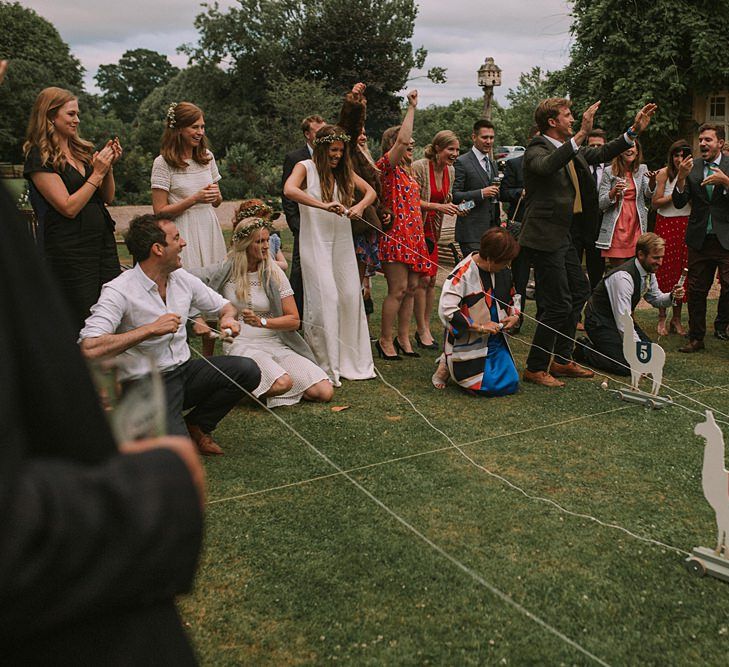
top-left (549, 360), bottom-right (595, 378)
top-left (523, 369), bottom-right (565, 388)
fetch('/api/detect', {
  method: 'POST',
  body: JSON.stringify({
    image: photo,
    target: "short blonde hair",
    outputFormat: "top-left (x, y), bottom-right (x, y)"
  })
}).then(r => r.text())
top-left (636, 232), bottom-right (665, 256)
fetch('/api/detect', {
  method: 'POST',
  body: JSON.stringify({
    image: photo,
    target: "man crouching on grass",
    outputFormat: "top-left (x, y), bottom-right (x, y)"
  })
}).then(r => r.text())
top-left (80, 213), bottom-right (261, 455)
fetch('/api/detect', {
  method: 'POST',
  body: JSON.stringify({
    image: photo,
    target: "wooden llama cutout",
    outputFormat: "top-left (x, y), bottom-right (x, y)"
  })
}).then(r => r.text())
top-left (618, 311), bottom-right (665, 395)
top-left (686, 410), bottom-right (729, 581)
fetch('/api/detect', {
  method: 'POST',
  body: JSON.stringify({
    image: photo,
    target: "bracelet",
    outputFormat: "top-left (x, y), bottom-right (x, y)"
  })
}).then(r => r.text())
top-left (86, 179), bottom-right (101, 189)
top-left (626, 126), bottom-right (638, 139)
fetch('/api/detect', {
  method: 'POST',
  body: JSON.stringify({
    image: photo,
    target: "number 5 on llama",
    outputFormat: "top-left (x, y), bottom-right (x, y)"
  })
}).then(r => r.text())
top-left (686, 410), bottom-right (729, 581)
top-left (618, 311), bottom-right (665, 395)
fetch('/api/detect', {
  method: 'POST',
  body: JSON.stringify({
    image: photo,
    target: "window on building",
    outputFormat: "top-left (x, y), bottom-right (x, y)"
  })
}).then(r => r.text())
top-left (709, 96), bottom-right (727, 121)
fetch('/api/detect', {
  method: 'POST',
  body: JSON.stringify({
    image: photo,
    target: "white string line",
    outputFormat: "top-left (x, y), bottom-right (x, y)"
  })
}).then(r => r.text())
top-left (375, 365), bottom-right (693, 558)
top-left (349, 211), bottom-right (729, 420)
top-left (187, 345), bottom-right (609, 667)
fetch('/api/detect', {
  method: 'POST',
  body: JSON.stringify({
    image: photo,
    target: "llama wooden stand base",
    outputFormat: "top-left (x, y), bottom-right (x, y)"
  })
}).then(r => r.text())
top-left (615, 388), bottom-right (673, 410)
top-left (688, 411), bottom-right (729, 583)
top-left (686, 547), bottom-right (729, 582)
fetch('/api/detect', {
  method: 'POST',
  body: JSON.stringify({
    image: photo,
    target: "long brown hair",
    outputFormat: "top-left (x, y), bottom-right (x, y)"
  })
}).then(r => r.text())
top-left (610, 139), bottom-right (643, 178)
top-left (666, 139), bottom-right (691, 181)
top-left (160, 102), bottom-right (212, 169)
top-left (23, 87), bottom-right (94, 173)
top-left (312, 125), bottom-right (355, 207)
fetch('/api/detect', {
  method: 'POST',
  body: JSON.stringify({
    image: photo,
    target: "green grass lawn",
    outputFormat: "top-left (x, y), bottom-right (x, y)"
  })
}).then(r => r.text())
top-left (174, 228), bottom-right (729, 665)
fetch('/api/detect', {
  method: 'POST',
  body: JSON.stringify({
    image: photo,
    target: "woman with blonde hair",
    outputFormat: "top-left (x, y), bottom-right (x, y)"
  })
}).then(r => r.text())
top-left (596, 139), bottom-right (656, 268)
top-left (412, 129), bottom-right (461, 349)
top-left (375, 90), bottom-right (432, 360)
top-left (234, 198), bottom-right (288, 270)
top-left (23, 86), bottom-right (121, 330)
top-left (192, 215), bottom-right (333, 407)
top-left (151, 101), bottom-right (225, 270)
top-left (284, 124), bottom-right (376, 385)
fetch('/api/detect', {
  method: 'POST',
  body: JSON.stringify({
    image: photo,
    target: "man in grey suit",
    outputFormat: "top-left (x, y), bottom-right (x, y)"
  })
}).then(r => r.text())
top-left (519, 97), bottom-right (657, 387)
top-left (453, 119), bottom-right (501, 254)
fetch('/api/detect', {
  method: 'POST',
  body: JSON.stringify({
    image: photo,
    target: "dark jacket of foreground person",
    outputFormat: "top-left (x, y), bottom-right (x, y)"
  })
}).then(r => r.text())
top-left (0, 183), bottom-right (202, 665)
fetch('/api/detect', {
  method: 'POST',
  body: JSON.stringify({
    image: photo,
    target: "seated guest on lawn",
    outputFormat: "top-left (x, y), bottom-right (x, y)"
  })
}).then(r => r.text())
top-left (233, 198), bottom-right (288, 269)
top-left (432, 228), bottom-right (521, 395)
top-left (575, 233), bottom-right (684, 375)
top-left (79, 214), bottom-right (261, 456)
top-left (192, 215), bottom-right (333, 407)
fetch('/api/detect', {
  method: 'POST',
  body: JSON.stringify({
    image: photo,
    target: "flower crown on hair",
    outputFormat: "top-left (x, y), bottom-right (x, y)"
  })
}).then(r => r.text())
top-left (313, 132), bottom-right (351, 146)
top-left (231, 217), bottom-right (275, 244)
top-left (235, 202), bottom-right (273, 222)
top-left (166, 102), bottom-right (178, 128)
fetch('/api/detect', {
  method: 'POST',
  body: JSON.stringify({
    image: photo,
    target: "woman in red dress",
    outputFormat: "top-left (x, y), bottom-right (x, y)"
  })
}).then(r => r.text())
top-left (412, 130), bottom-right (461, 349)
top-left (375, 90), bottom-right (432, 359)
top-left (652, 140), bottom-right (691, 336)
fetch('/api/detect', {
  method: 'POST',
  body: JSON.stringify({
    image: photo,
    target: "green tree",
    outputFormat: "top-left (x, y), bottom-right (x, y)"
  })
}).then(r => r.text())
top-left (0, 1), bottom-right (84, 161)
top-left (184, 0), bottom-right (444, 136)
top-left (96, 49), bottom-right (179, 123)
top-left (559, 0), bottom-right (729, 164)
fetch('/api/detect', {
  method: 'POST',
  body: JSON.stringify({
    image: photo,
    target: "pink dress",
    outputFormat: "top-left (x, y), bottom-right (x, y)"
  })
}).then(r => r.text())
top-left (375, 152), bottom-right (432, 273)
top-left (602, 174), bottom-right (641, 259)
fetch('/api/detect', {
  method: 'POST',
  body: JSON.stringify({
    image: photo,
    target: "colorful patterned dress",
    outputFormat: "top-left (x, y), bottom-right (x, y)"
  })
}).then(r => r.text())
top-left (375, 152), bottom-right (432, 273)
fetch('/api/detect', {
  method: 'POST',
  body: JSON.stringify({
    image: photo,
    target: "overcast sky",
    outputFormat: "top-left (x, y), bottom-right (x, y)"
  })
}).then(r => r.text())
top-left (19, 0), bottom-right (574, 107)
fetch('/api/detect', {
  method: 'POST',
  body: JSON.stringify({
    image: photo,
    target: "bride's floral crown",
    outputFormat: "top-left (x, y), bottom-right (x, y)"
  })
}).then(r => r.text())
top-left (231, 217), bottom-right (275, 244)
top-left (313, 132), bottom-right (351, 146)
top-left (166, 102), bottom-right (178, 128)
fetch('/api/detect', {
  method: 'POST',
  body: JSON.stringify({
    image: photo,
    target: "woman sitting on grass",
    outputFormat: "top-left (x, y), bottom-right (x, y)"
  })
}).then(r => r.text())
top-left (432, 227), bottom-right (521, 396)
top-left (192, 216), bottom-right (333, 407)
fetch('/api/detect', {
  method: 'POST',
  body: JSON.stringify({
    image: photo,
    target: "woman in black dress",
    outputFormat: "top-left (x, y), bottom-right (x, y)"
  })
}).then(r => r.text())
top-left (23, 87), bottom-right (122, 330)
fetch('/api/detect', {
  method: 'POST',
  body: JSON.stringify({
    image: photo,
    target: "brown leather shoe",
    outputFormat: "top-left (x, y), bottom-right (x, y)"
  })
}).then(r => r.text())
top-left (186, 423), bottom-right (224, 456)
top-left (549, 360), bottom-right (595, 378)
top-left (523, 369), bottom-right (565, 388)
top-left (678, 339), bottom-right (705, 353)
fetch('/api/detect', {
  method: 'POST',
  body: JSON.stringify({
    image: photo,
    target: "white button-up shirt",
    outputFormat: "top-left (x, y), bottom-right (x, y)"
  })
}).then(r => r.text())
top-left (80, 264), bottom-right (229, 381)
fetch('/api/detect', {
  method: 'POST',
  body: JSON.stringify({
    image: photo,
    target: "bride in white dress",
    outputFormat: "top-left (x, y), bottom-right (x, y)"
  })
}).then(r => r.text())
top-left (283, 124), bottom-right (376, 385)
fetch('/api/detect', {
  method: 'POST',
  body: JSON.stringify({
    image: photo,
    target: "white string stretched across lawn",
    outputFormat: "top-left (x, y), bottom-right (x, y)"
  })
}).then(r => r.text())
top-left (187, 343), bottom-right (611, 667)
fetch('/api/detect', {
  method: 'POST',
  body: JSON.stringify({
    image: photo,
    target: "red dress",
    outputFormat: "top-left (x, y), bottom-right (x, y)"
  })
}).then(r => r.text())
top-left (376, 152), bottom-right (432, 273)
top-left (655, 213), bottom-right (689, 302)
top-left (423, 161), bottom-right (449, 278)
top-left (602, 174), bottom-right (641, 259)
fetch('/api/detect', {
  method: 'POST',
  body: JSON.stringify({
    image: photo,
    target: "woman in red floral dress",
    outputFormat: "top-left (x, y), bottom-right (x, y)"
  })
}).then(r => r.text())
top-left (375, 90), bottom-right (432, 360)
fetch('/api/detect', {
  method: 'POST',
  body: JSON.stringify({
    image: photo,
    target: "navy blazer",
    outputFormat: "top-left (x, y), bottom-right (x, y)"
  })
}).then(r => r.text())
top-left (452, 150), bottom-right (500, 244)
top-left (672, 155), bottom-right (729, 251)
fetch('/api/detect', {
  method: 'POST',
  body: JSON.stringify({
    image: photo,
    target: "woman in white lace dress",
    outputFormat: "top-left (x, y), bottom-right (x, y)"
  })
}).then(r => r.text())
top-left (150, 101), bottom-right (226, 270)
top-left (283, 124), bottom-right (376, 385)
top-left (193, 216), bottom-right (333, 408)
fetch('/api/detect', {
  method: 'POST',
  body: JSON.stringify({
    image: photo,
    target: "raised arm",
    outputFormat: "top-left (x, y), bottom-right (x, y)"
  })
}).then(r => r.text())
top-left (387, 90), bottom-right (417, 167)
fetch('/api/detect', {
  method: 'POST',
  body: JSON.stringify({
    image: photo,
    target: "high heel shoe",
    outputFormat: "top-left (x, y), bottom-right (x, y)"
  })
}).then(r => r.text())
top-left (375, 340), bottom-right (402, 361)
top-left (415, 331), bottom-right (439, 350)
top-left (394, 337), bottom-right (420, 358)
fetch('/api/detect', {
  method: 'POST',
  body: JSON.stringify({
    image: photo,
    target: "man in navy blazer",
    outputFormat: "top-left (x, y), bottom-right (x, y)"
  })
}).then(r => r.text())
top-left (672, 123), bottom-right (729, 352)
top-left (519, 97), bottom-right (656, 387)
top-left (452, 119), bottom-right (501, 254)
top-left (281, 114), bottom-right (326, 319)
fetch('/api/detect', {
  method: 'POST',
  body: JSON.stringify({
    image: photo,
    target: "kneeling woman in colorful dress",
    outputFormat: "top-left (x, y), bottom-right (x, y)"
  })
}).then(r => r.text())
top-left (432, 227), bottom-right (521, 396)
top-left (193, 215), bottom-right (333, 407)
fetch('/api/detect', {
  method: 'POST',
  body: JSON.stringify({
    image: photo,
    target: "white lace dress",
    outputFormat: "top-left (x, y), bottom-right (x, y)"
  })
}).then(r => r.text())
top-left (222, 272), bottom-right (330, 408)
top-left (150, 152), bottom-right (227, 270)
top-left (298, 159), bottom-right (375, 385)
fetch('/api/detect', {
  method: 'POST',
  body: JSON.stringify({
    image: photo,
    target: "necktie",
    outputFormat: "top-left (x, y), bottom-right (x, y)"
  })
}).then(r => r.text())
top-left (642, 274), bottom-right (650, 298)
top-left (705, 161), bottom-right (717, 233)
top-left (566, 160), bottom-right (583, 214)
top-left (483, 156), bottom-right (491, 180)
top-left (591, 165), bottom-right (598, 184)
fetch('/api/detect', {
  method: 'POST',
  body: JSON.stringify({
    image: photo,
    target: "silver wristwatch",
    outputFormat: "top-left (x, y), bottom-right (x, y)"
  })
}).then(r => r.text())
top-left (260, 317), bottom-right (268, 328)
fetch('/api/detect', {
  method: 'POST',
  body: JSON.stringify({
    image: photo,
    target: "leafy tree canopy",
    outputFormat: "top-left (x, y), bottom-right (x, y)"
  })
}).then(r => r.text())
top-left (96, 49), bottom-right (179, 123)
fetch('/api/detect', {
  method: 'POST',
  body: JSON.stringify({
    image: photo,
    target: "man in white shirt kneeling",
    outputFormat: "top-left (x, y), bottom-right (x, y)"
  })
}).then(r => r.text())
top-left (80, 214), bottom-right (261, 456)
top-left (574, 233), bottom-right (684, 375)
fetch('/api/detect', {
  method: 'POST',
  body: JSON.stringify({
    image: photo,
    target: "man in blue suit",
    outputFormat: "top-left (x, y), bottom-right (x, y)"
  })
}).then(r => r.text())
top-left (453, 119), bottom-right (501, 254)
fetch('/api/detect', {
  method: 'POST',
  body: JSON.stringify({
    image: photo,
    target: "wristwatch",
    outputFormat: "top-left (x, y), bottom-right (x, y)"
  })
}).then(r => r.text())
top-left (260, 317), bottom-right (268, 328)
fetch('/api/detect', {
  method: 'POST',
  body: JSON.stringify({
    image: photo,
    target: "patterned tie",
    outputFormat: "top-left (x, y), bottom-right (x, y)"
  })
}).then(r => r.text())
top-left (591, 165), bottom-right (598, 184)
top-left (566, 160), bottom-right (583, 214)
top-left (483, 156), bottom-right (491, 180)
top-left (642, 274), bottom-right (650, 298)
top-left (705, 161), bottom-right (717, 234)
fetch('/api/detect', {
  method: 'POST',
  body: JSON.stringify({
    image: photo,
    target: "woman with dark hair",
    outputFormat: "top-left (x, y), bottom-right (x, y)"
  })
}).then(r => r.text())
top-left (23, 86), bottom-right (122, 331)
top-left (652, 140), bottom-right (692, 335)
top-left (412, 129), bottom-right (461, 349)
top-left (375, 90), bottom-right (432, 360)
top-left (283, 124), bottom-right (376, 385)
top-left (151, 101), bottom-right (225, 271)
top-left (596, 139), bottom-right (656, 267)
top-left (432, 227), bottom-right (521, 395)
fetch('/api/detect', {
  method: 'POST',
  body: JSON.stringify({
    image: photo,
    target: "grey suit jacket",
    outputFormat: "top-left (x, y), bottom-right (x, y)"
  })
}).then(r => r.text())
top-left (452, 150), bottom-right (499, 244)
top-left (673, 155), bottom-right (729, 251)
top-left (519, 133), bottom-right (632, 252)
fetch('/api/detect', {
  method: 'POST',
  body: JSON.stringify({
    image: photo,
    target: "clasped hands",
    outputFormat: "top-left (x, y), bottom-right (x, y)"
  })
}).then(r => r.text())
top-left (324, 202), bottom-right (366, 219)
top-left (472, 315), bottom-right (519, 335)
top-left (159, 313), bottom-right (240, 338)
top-left (195, 182), bottom-right (222, 205)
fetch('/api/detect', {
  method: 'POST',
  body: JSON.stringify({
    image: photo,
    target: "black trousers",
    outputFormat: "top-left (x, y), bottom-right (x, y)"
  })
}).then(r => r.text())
top-left (511, 248), bottom-right (531, 314)
top-left (571, 233), bottom-right (605, 290)
top-left (162, 356), bottom-right (261, 436)
top-left (687, 236), bottom-right (729, 341)
top-left (526, 237), bottom-right (591, 371)
top-left (579, 309), bottom-right (649, 376)
top-left (289, 231), bottom-right (304, 321)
